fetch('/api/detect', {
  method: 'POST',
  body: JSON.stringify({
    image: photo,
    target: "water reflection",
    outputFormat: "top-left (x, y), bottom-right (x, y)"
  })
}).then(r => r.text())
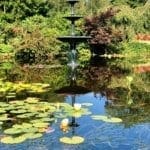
top-left (0, 55), bottom-right (149, 127)
top-left (55, 66), bottom-right (90, 95)
top-left (0, 58), bottom-right (150, 149)
top-left (55, 59), bottom-right (86, 137)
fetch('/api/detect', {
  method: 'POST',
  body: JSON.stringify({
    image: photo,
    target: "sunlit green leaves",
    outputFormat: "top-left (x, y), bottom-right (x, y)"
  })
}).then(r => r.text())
top-left (0, 96), bottom-right (91, 145)
top-left (23, 133), bottom-right (43, 139)
top-left (0, 80), bottom-right (50, 99)
top-left (4, 128), bottom-right (23, 135)
top-left (0, 114), bottom-right (9, 121)
top-left (91, 115), bottom-right (123, 123)
top-left (60, 136), bottom-right (84, 145)
top-left (25, 97), bottom-right (39, 103)
top-left (1, 136), bottom-right (26, 144)
top-left (33, 122), bottom-right (49, 128)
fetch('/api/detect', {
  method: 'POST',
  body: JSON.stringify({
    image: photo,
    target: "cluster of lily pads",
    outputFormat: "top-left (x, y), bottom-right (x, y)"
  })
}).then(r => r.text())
top-left (0, 79), bottom-right (50, 99)
top-left (0, 98), bottom-right (92, 144)
top-left (0, 93), bottom-right (123, 145)
top-left (58, 103), bottom-right (123, 145)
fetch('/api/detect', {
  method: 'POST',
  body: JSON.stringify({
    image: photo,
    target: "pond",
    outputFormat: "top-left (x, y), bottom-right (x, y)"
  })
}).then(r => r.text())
top-left (0, 59), bottom-right (149, 150)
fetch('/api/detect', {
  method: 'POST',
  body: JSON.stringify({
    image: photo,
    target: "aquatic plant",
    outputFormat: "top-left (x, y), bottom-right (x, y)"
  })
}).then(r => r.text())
top-left (59, 136), bottom-right (84, 144)
top-left (0, 79), bottom-right (50, 99)
top-left (91, 115), bottom-right (122, 123)
top-left (0, 98), bottom-right (90, 144)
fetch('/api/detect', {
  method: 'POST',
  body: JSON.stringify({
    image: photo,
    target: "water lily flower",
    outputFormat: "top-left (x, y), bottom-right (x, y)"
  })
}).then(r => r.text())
top-left (74, 103), bottom-right (81, 111)
top-left (60, 118), bottom-right (69, 127)
top-left (60, 118), bottom-right (69, 132)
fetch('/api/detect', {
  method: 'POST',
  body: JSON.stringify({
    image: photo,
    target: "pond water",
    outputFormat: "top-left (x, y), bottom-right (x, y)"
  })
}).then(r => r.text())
top-left (0, 59), bottom-right (149, 150)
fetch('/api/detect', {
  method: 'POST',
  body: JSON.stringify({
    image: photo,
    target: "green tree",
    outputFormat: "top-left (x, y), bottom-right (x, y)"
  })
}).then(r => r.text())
top-left (111, 0), bottom-right (147, 8)
top-left (0, 0), bottom-right (54, 22)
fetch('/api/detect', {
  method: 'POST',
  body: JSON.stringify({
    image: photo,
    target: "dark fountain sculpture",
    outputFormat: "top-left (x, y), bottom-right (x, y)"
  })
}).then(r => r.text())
top-left (57, 0), bottom-right (91, 132)
top-left (58, 0), bottom-right (91, 72)
top-left (57, 0), bottom-right (91, 95)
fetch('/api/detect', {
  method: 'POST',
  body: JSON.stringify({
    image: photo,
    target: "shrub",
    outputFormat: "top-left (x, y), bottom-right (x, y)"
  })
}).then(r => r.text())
top-left (84, 7), bottom-right (123, 54)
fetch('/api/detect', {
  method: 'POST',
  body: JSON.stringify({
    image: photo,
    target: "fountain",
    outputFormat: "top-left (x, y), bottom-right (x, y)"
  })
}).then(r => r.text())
top-left (57, 0), bottom-right (91, 132)
top-left (56, 0), bottom-right (91, 94)
top-left (57, 0), bottom-right (91, 71)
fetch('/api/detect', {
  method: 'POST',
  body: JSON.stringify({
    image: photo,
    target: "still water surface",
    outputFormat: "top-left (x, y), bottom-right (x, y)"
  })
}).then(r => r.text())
top-left (0, 61), bottom-right (149, 150)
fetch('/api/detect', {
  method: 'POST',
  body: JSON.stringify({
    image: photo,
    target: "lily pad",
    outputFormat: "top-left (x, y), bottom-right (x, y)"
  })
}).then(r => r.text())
top-left (32, 122), bottom-right (49, 128)
top-left (39, 118), bottom-right (55, 122)
top-left (0, 109), bottom-right (6, 113)
top-left (6, 95), bottom-right (16, 99)
top-left (7, 92), bottom-right (16, 96)
top-left (4, 128), bottom-right (23, 135)
top-left (25, 97), bottom-right (39, 103)
top-left (22, 123), bottom-right (33, 128)
top-left (13, 123), bottom-right (32, 129)
top-left (60, 136), bottom-right (84, 145)
top-left (12, 124), bottom-right (23, 129)
top-left (4, 106), bottom-right (16, 111)
top-left (91, 115), bottom-right (122, 123)
top-left (36, 113), bottom-right (49, 118)
top-left (9, 101), bottom-right (24, 105)
top-left (17, 113), bottom-right (35, 118)
top-left (22, 133), bottom-right (42, 139)
top-left (22, 127), bottom-right (38, 133)
top-left (66, 108), bottom-right (91, 118)
top-left (71, 112), bottom-right (82, 118)
top-left (60, 103), bottom-right (72, 109)
top-left (30, 119), bottom-right (42, 123)
top-left (0, 115), bottom-right (9, 121)
top-left (28, 133), bottom-right (43, 139)
top-left (1, 136), bottom-right (26, 144)
top-left (10, 110), bottom-right (27, 114)
top-left (81, 103), bottom-right (93, 107)
top-left (0, 102), bottom-right (9, 107)
top-left (55, 113), bottom-right (67, 119)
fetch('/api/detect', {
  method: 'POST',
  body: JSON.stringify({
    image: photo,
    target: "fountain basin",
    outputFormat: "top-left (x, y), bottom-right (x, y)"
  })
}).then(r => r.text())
top-left (64, 16), bottom-right (82, 22)
top-left (67, 0), bottom-right (79, 5)
top-left (57, 36), bottom-right (91, 43)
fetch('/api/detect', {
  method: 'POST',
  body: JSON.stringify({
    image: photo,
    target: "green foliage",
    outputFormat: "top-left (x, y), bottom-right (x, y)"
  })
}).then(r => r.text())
top-left (0, 0), bottom-right (54, 22)
top-left (133, 3), bottom-right (150, 33)
top-left (113, 5), bottom-right (135, 26)
top-left (0, 0), bottom-right (149, 63)
top-left (111, 0), bottom-right (147, 8)
top-left (112, 3), bottom-right (150, 40)
top-left (0, 62), bottom-right (14, 70)
top-left (0, 44), bottom-right (14, 53)
top-left (111, 42), bottom-right (150, 70)
top-left (0, 13), bottom-right (69, 62)
top-left (78, 44), bottom-right (91, 66)
top-left (112, 5), bottom-right (136, 40)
